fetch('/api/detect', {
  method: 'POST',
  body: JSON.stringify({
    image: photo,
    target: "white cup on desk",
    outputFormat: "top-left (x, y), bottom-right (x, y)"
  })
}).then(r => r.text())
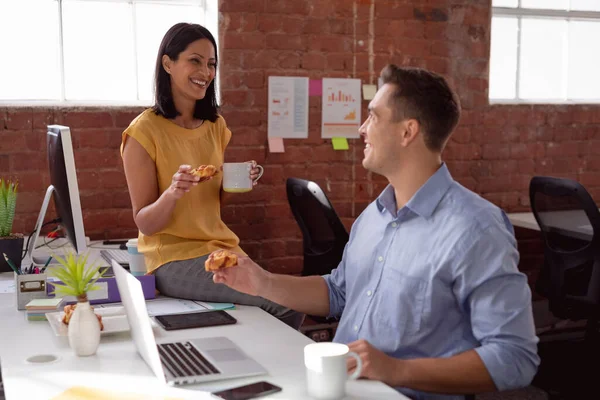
top-left (126, 239), bottom-right (146, 276)
top-left (222, 162), bottom-right (264, 193)
top-left (304, 342), bottom-right (362, 399)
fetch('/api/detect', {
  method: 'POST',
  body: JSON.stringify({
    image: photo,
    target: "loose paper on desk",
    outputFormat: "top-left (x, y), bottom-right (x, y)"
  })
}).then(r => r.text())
top-left (268, 76), bottom-right (309, 138)
top-left (0, 280), bottom-right (15, 294)
top-left (321, 78), bottom-right (362, 138)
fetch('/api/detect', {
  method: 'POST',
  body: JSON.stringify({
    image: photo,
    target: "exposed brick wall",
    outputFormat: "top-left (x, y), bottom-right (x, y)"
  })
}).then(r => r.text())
top-left (0, 108), bottom-right (141, 241)
top-left (1, 0), bottom-right (599, 280)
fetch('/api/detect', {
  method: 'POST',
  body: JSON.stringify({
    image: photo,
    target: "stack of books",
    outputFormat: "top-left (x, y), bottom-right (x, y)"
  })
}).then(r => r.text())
top-left (25, 298), bottom-right (64, 321)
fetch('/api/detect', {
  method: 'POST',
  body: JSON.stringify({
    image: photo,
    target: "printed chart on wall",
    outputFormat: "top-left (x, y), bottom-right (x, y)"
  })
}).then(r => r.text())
top-left (268, 76), bottom-right (309, 138)
top-left (321, 78), bottom-right (361, 138)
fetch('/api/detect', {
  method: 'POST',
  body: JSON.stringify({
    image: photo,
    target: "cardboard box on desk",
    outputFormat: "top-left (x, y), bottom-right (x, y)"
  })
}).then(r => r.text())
top-left (46, 275), bottom-right (156, 305)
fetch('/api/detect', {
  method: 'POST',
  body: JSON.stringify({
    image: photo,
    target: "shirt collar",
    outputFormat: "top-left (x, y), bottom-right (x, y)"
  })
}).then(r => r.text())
top-left (376, 163), bottom-right (454, 218)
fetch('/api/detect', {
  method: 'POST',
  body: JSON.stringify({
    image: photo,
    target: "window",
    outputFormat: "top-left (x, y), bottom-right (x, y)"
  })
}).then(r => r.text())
top-left (0, 0), bottom-right (217, 105)
top-left (490, 0), bottom-right (600, 103)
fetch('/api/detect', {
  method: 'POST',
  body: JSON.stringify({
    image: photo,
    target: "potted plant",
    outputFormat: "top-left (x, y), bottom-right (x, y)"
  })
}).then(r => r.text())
top-left (49, 252), bottom-right (107, 356)
top-left (0, 179), bottom-right (23, 273)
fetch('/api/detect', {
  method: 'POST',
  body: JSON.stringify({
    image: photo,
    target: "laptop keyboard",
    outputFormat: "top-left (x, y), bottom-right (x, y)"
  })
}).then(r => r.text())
top-left (157, 342), bottom-right (220, 378)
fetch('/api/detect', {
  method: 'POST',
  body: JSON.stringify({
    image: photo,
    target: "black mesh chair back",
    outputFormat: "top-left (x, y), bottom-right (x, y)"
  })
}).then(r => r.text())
top-left (529, 176), bottom-right (600, 322)
top-left (286, 178), bottom-right (349, 277)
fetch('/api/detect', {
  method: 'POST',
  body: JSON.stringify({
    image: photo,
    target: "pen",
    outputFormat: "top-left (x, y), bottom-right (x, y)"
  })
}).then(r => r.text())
top-left (2, 253), bottom-right (20, 275)
top-left (40, 256), bottom-right (53, 273)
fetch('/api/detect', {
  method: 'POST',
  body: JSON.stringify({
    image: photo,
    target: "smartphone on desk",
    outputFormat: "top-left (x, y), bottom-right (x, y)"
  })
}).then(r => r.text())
top-left (154, 310), bottom-right (237, 331)
top-left (212, 381), bottom-right (282, 400)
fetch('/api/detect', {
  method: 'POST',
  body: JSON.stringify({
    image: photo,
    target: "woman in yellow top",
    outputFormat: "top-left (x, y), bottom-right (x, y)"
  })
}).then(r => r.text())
top-left (121, 23), bottom-right (302, 329)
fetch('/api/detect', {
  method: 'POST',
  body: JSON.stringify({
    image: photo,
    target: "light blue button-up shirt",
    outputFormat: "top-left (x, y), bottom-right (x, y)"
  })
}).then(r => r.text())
top-left (323, 164), bottom-right (540, 400)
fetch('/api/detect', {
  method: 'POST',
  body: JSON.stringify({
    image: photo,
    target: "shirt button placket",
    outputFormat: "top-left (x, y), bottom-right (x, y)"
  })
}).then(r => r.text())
top-left (364, 253), bottom-right (384, 336)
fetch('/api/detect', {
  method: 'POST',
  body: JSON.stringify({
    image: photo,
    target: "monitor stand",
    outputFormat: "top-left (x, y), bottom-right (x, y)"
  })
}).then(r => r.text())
top-left (26, 185), bottom-right (69, 268)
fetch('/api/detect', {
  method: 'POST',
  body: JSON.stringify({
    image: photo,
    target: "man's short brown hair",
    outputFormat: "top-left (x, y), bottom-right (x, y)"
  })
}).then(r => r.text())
top-left (380, 64), bottom-right (461, 152)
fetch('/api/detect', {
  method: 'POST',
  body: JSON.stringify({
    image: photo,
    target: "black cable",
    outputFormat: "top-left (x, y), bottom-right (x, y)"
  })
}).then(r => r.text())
top-left (39, 236), bottom-right (59, 250)
top-left (21, 218), bottom-right (61, 261)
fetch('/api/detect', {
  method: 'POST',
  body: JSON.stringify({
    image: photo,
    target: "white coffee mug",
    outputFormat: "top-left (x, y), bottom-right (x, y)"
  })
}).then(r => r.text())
top-left (126, 239), bottom-right (146, 276)
top-left (304, 342), bottom-right (362, 400)
top-left (222, 162), bottom-right (264, 193)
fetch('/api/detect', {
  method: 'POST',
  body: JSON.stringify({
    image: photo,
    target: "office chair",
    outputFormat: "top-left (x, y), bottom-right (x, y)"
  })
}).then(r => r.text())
top-left (529, 176), bottom-right (600, 398)
top-left (286, 178), bottom-right (349, 277)
top-left (530, 176), bottom-right (600, 338)
top-left (286, 178), bottom-right (349, 324)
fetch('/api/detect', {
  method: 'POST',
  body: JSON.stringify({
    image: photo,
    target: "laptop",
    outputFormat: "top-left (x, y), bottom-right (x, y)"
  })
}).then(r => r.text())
top-left (111, 260), bottom-right (267, 386)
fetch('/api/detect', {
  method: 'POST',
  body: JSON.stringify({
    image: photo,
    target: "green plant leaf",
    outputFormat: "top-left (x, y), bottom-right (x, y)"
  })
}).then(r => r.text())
top-left (0, 179), bottom-right (7, 237)
top-left (51, 267), bottom-right (78, 288)
top-left (50, 283), bottom-right (79, 298)
top-left (0, 179), bottom-right (18, 237)
top-left (6, 182), bottom-right (17, 236)
top-left (49, 251), bottom-right (106, 298)
top-left (0, 179), bottom-right (6, 202)
top-left (0, 197), bottom-right (7, 237)
top-left (85, 266), bottom-right (107, 292)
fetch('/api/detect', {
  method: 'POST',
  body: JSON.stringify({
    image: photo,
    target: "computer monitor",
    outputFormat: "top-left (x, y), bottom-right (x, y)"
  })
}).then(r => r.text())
top-left (26, 125), bottom-right (87, 266)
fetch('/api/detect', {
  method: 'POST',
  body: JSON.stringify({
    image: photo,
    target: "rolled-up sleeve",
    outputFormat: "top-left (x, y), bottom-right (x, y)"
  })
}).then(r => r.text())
top-left (322, 246), bottom-right (349, 319)
top-left (454, 223), bottom-right (540, 391)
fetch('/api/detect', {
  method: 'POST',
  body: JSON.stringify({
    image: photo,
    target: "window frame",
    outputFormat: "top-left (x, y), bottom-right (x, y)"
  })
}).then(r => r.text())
top-left (0, 0), bottom-right (215, 107)
top-left (490, 2), bottom-right (600, 104)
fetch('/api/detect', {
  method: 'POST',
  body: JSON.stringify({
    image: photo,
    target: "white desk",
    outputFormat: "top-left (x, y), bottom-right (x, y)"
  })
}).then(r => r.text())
top-left (0, 248), bottom-right (404, 400)
top-left (508, 211), bottom-right (594, 241)
top-left (507, 212), bottom-right (541, 232)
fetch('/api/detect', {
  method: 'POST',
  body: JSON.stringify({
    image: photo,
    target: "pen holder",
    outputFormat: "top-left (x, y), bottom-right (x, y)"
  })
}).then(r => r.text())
top-left (15, 272), bottom-right (48, 310)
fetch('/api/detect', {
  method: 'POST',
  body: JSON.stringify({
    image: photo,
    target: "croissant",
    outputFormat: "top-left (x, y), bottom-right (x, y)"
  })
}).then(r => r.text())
top-left (190, 165), bottom-right (218, 178)
top-left (205, 249), bottom-right (238, 272)
top-left (61, 303), bottom-right (104, 331)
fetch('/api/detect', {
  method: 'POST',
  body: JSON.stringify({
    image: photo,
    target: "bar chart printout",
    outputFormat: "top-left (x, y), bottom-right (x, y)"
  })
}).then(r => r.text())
top-left (321, 78), bottom-right (362, 138)
top-left (268, 76), bottom-right (309, 138)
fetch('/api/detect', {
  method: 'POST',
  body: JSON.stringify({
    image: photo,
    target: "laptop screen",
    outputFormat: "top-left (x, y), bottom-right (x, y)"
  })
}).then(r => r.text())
top-left (111, 260), bottom-right (166, 383)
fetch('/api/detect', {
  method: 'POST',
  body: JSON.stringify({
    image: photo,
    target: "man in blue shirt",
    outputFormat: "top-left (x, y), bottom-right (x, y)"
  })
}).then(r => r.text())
top-left (213, 64), bottom-right (539, 399)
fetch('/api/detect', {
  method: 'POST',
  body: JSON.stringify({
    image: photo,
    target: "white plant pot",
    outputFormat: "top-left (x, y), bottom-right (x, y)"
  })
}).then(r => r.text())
top-left (68, 301), bottom-right (100, 356)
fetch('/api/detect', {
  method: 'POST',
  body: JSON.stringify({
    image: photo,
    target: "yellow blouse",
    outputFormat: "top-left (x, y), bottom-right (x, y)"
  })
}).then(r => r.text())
top-left (121, 109), bottom-right (243, 274)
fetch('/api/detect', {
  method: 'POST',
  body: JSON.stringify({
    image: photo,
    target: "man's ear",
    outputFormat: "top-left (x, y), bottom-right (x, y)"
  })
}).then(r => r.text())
top-left (162, 55), bottom-right (172, 74)
top-left (399, 119), bottom-right (420, 147)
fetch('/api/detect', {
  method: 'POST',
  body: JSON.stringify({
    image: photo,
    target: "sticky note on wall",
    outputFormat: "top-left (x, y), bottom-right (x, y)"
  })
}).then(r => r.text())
top-left (309, 79), bottom-right (322, 96)
top-left (268, 137), bottom-right (285, 153)
top-left (362, 84), bottom-right (377, 100)
top-left (332, 137), bottom-right (349, 150)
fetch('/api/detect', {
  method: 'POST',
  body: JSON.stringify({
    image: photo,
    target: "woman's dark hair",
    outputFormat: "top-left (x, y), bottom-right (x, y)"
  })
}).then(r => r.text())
top-left (381, 64), bottom-right (460, 152)
top-left (152, 23), bottom-right (219, 122)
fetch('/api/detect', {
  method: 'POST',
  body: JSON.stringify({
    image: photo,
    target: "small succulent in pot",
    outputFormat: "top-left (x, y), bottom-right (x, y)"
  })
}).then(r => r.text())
top-left (0, 179), bottom-right (23, 273)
